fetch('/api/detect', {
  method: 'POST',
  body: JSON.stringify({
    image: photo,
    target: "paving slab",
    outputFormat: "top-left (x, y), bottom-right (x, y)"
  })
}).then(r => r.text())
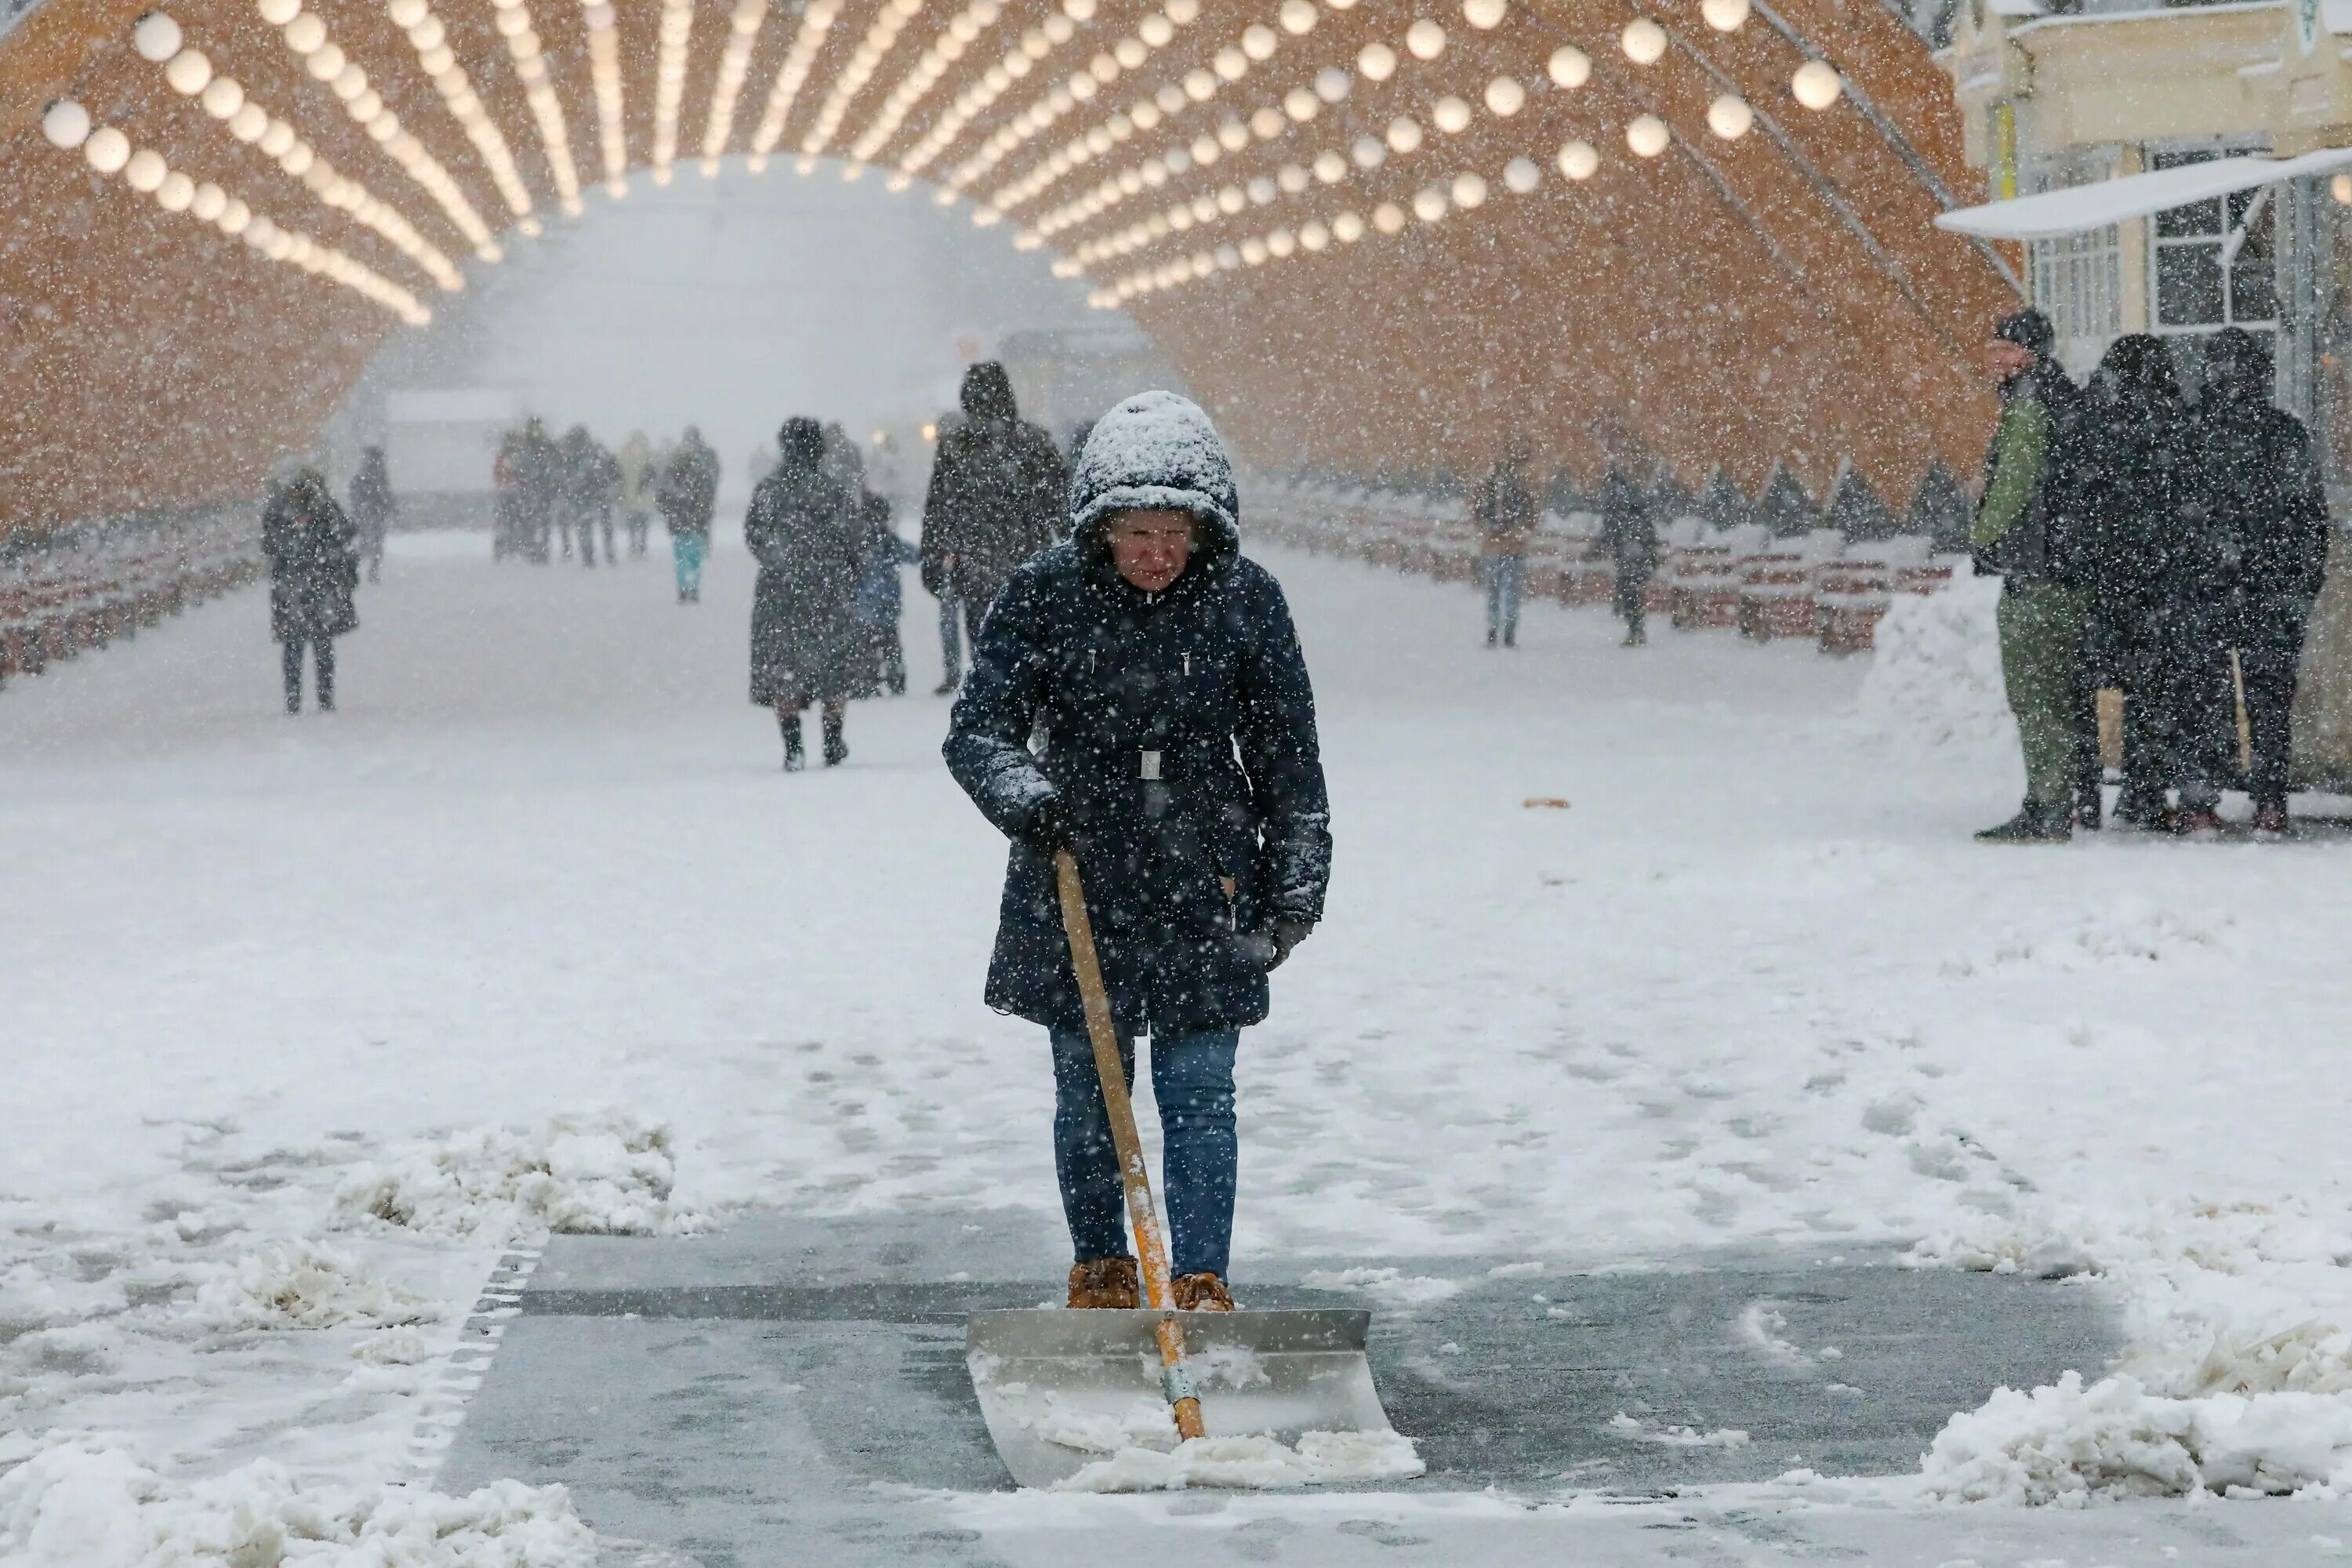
top-left (412, 1209), bottom-right (2322, 1565)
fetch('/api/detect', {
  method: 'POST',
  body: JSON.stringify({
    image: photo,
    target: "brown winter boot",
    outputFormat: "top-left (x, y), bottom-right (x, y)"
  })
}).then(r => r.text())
top-left (1067, 1257), bottom-right (1140, 1308)
top-left (1171, 1272), bottom-right (1236, 1312)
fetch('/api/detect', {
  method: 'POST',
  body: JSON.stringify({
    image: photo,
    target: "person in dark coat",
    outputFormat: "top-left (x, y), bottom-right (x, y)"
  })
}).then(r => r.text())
top-left (943, 390), bottom-right (1330, 1314)
top-left (1474, 442), bottom-right (1538, 648)
top-left (659, 426), bottom-right (721, 603)
top-left (2071, 334), bottom-right (2198, 827)
top-left (559, 426), bottom-right (618, 568)
top-left (349, 445), bottom-right (395, 584)
top-left (1599, 465), bottom-right (1658, 647)
top-left (511, 418), bottom-right (562, 564)
top-left (262, 462), bottom-right (358, 714)
top-left (855, 492), bottom-right (919, 696)
top-left (2197, 327), bottom-right (2332, 833)
top-left (920, 361), bottom-right (1067, 688)
top-left (747, 418), bottom-right (866, 769)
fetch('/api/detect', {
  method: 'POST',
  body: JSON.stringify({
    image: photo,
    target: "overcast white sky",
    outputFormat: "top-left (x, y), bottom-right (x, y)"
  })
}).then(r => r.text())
top-left (358, 162), bottom-right (1100, 477)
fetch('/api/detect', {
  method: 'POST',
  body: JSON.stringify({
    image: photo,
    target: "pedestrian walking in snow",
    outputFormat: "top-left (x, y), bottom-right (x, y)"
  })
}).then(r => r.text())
top-left (659, 427), bottom-right (720, 604)
top-left (2072, 333), bottom-right (2198, 829)
top-left (349, 445), bottom-right (395, 585)
top-left (617, 430), bottom-right (657, 561)
top-left (747, 418), bottom-right (868, 770)
top-left (1474, 443), bottom-right (1538, 648)
top-left (262, 462), bottom-right (359, 714)
top-left (855, 492), bottom-right (918, 697)
top-left (920, 362), bottom-right (1067, 692)
top-left (944, 391), bottom-right (1331, 1313)
top-left (560, 426), bottom-right (618, 568)
top-left (2194, 327), bottom-right (2332, 835)
top-left (502, 418), bottom-right (561, 564)
top-left (1973, 310), bottom-right (2095, 844)
top-left (1599, 466), bottom-right (1658, 646)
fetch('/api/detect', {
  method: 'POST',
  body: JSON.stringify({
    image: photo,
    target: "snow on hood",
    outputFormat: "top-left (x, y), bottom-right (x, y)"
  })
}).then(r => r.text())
top-left (1069, 390), bottom-right (1240, 546)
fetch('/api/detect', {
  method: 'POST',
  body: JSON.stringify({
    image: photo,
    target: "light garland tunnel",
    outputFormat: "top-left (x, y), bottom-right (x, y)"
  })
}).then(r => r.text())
top-left (0, 0), bottom-right (2017, 528)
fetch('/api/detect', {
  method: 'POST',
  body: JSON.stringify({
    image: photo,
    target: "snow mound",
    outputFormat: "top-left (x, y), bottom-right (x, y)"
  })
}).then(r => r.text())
top-left (1855, 573), bottom-right (2013, 755)
top-left (0, 1439), bottom-right (598, 1566)
top-left (1921, 1370), bottom-right (2352, 1504)
top-left (1298, 1267), bottom-right (1461, 1308)
top-left (1053, 1429), bottom-right (1425, 1492)
top-left (1607, 1413), bottom-right (1751, 1449)
top-left (332, 1111), bottom-right (706, 1240)
top-left (187, 1241), bottom-right (437, 1331)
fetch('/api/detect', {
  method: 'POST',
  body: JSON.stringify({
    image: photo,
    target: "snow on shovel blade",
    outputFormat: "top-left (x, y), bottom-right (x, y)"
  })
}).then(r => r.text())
top-left (967, 1308), bottom-right (1395, 1490)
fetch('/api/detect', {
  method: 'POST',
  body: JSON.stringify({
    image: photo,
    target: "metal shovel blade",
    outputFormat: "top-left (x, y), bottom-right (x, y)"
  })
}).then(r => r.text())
top-left (967, 1308), bottom-right (1392, 1490)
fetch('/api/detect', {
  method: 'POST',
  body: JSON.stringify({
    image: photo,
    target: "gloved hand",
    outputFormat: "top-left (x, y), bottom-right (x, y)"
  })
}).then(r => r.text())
top-left (1021, 794), bottom-right (1076, 855)
top-left (1240, 918), bottom-right (1313, 972)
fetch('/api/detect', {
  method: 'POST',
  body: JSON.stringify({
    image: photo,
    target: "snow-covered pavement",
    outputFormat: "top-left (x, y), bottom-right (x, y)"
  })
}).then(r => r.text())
top-left (5, 528), bottom-right (2352, 1559)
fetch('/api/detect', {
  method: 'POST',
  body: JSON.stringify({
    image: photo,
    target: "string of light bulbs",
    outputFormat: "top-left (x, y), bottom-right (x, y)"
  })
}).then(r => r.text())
top-left (650, 0), bottom-right (695, 183)
top-left (699, 0), bottom-right (775, 176)
top-left (485, 0), bottom-right (583, 214)
top-left (891, 2), bottom-right (1084, 178)
top-left (745, 0), bottom-right (839, 171)
top-left (799, 0), bottom-right (925, 158)
top-left (40, 99), bottom-right (431, 325)
top-left (956, 0), bottom-right (1206, 201)
top-left (582, 0), bottom-right (629, 195)
top-left (843, 0), bottom-right (1008, 168)
top-left (129, 13), bottom-right (463, 291)
top-left (370, 0), bottom-right (535, 227)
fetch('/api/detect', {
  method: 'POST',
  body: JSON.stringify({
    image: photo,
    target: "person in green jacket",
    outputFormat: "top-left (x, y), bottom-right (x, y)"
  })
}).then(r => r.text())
top-left (1973, 309), bottom-right (2088, 844)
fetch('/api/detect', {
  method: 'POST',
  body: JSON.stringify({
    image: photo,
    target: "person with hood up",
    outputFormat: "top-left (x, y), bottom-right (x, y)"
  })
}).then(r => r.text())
top-left (944, 391), bottom-right (1330, 1314)
top-left (617, 430), bottom-right (657, 560)
top-left (747, 418), bottom-right (867, 769)
top-left (920, 361), bottom-right (1068, 690)
top-left (659, 426), bottom-right (721, 603)
top-left (2194, 327), bottom-right (2332, 834)
top-left (350, 445), bottom-right (395, 584)
top-left (262, 459), bottom-right (359, 714)
top-left (500, 418), bottom-right (561, 563)
top-left (560, 426), bottom-right (619, 568)
top-left (2072, 332), bottom-right (2196, 829)
top-left (1473, 441), bottom-right (1538, 648)
top-left (1972, 309), bottom-right (2094, 844)
top-left (1599, 465), bottom-right (1658, 647)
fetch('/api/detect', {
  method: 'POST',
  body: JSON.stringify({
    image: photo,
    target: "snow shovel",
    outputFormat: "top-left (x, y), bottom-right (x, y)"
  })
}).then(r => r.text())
top-left (964, 849), bottom-right (1398, 1490)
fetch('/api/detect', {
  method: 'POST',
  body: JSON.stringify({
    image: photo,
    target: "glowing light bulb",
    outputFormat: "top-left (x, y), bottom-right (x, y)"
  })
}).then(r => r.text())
top-left (1557, 139), bottom-right (1597, 180)
top-left (1792, 59), bottom-right (1842, 110)
top-left (1548, 45), bottom-right (1589, 89)
top-left (1621, 17), bottom-right (1665, 64)
top-left (1626, 113), bottom-right (1669, 157)
top-left (1707, 93), bottom-right (1752, 140)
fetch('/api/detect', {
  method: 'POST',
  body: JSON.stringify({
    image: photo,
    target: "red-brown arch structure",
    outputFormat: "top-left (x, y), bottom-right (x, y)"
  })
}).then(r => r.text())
top-left (0, 0), bottom-right (2013, 531)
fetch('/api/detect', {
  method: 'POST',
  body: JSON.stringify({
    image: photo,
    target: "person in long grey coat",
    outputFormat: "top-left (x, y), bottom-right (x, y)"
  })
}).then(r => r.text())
top-left (747, 417), bottom-right (867, 770)
top-left (262, 463), bottom-right (358, 714)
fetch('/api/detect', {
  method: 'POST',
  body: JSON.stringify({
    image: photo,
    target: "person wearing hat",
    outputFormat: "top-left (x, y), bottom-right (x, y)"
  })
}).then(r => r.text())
top-left (1973, 308), bottom-right (2092, 843)
top-left (943, 391), bottom-right (1330, 1313)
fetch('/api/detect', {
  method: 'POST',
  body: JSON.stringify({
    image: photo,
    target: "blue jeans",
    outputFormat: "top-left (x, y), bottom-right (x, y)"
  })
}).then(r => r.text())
top-left (1485, 554), bottom-right (1523, 640)
top-left (672, 534), bottom-right (705, 597)
top-left (1050, 1029), bottom-right (1239, 1280)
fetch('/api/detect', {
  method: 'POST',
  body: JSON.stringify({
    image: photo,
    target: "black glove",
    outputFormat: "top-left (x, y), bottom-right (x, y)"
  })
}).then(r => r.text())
top-left (1240, 918), bottom-right (1313, 972)
top-left (1021, 794), bottom-right (1076, 855)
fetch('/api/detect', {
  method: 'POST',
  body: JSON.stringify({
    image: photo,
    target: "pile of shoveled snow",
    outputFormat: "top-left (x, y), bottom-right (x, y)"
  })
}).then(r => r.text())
top-left (332, 1110), bottom-right (706, 1241)
top-left (1914, 1197), bottom-right (2352, 1503)
top-left (1855, 572), bottom-right (2013, 756)
top-left (0, 1438), bottom-right (597, 1566)
top-left (187, 1241), bottom-right (437, 1332)
top-left (1054, 1429), bottom-right (1425, 1493)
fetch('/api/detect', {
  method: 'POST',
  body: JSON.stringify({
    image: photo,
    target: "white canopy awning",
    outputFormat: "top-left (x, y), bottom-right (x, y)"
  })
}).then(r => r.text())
top-left (1935, 147), bottom-right (2352, 241)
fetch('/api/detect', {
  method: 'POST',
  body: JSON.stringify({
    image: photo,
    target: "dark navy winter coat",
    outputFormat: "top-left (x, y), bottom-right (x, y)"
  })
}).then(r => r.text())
top-left (944, 394), bottom-right (1330, 1038)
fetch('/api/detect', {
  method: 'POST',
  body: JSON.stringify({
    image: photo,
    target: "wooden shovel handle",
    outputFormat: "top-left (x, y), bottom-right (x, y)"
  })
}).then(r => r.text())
top-left (1054, 848), bottom-right (1207, 1442)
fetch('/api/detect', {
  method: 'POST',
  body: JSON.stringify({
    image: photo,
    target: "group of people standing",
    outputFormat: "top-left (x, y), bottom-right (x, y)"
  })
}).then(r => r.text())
top-left (1975, 309), bottom-right (2332, 841)
top-left (1471, 448), bottom-right (1660, 650)
top-left (747, 361), bottom-right (1067, 769)
top-left (492, 419), bottom-right (724, 600)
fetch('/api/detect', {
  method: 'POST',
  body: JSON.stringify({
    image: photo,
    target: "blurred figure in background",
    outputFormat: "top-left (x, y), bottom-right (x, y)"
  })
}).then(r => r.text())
top-left (617, 430), bottom-right (657, 560)
top-left (505, 417), bottom-right (561, 564)
top-left (747, 418), bottom-right (868, 770)
top-left (921, 363), bottom-right (1066, 695)
top-left (263, 460), bottom-right (358, 715)
top-left (1473, 440), bottom-right (1537, 649)
top-left (349, 445), bottom-right (395, 585)
top-left (659, 426), bottom-right (720, 604)
top-left (1599, 464), bottom-right (1658, 648)
top-left (855, 488), bottom-right (919, 697)
top-left (2197, 326), bottom-right (2332, 835)
top-left (561, 426), bottom-right (618, 568)
top-left (2073, 332), bottom-right (2195, 829)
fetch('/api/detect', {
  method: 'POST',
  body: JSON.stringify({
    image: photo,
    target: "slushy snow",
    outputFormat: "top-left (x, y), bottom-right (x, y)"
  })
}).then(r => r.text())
top-left (332, 1111), bottom-right (706, 1241)
top-left (1052, 1429), bottom-right (1426, 1492)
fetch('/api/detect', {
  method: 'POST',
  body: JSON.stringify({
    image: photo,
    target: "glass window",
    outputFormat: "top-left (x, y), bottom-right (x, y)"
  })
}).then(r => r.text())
top-left (2147, 145), bottom-right (2278, 339)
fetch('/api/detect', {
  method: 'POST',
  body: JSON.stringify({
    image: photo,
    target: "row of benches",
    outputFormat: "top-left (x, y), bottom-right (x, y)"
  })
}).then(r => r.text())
top-left (0, 510), bottom-right (263, 688)
top-left (1251, 485), bottom-right (1962, 653)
